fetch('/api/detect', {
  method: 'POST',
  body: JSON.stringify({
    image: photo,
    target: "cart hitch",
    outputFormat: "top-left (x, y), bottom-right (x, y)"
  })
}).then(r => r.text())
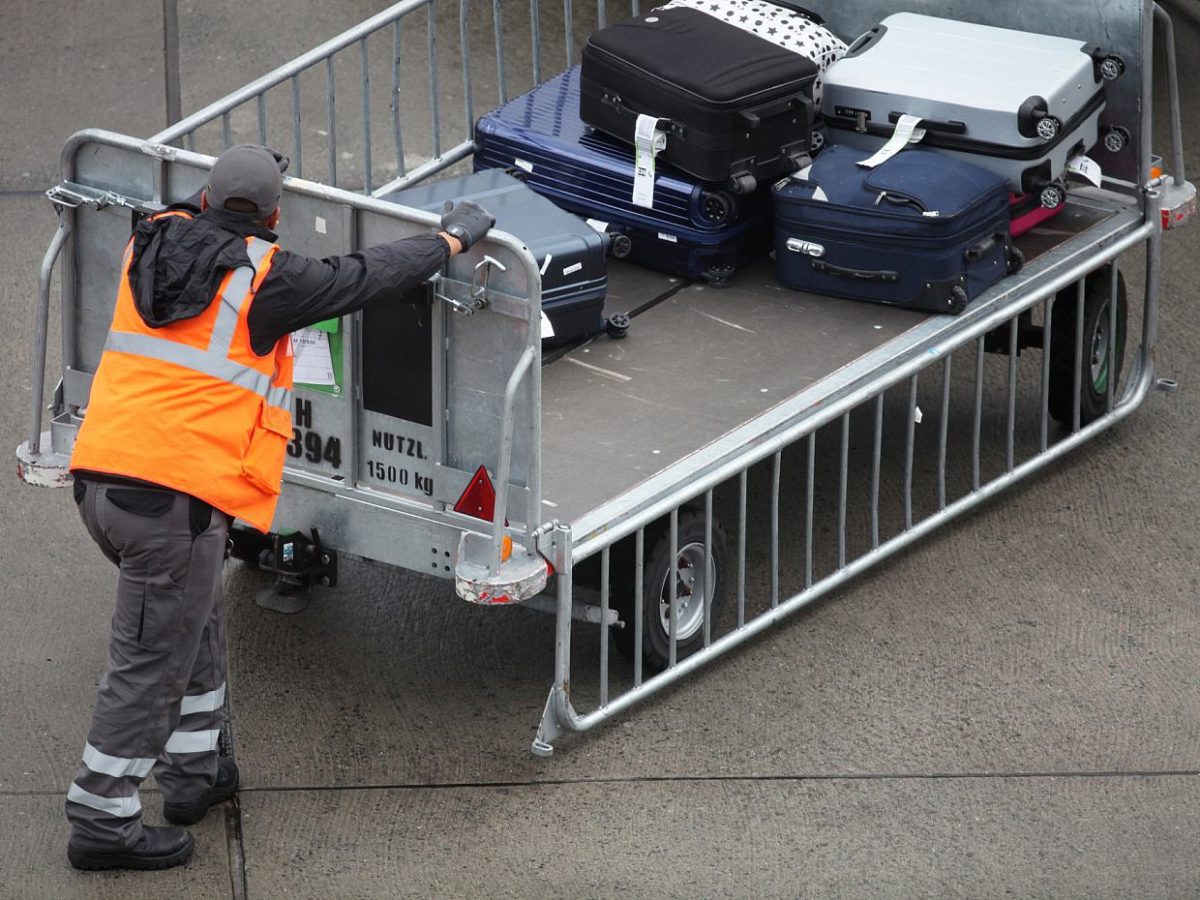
top-left (229, 526), bottom-right (338, 614)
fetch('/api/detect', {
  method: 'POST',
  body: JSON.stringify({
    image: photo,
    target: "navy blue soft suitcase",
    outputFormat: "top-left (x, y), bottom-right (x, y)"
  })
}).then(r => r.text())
top-left (385, 169), bottom-right (608, 343)
top-left (772, 145), bottom-right (1021, 314)
top-left (473, 66), bottom-right (771, 285)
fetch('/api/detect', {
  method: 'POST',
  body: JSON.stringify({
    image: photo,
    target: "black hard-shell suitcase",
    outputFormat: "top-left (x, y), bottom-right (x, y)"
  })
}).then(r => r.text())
top-left (772, 145), bottom-right (1020, 314)
top-left (384, 170), bottom-right (609, 343)
top-left (474, 66), bottom-right (772, 285)
top-left (580, 4), bottom-right (819, 192)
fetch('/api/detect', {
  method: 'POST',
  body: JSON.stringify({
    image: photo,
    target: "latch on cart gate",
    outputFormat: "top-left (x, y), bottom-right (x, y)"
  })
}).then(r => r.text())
top-left (46, 182), bottom-right (162, 216)
top-left (433, 256), bottom-right (507, 316)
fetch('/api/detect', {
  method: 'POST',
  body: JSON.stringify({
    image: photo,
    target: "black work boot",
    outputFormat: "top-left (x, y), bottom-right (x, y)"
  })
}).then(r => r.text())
top-left (163, 757), bottom-right (239, 825)
top-left (68, 825), bottom-right (194, 871)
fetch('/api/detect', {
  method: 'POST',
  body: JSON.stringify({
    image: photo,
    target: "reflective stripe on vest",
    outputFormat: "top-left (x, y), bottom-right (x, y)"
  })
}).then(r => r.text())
top-left (105, 237), bottom-right (290, 412)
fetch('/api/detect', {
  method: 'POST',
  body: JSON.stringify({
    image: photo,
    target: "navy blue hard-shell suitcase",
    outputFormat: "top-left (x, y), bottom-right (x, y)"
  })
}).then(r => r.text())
top-left (772, 145), bottom-right (1021, 314)
top-left (385, 169), bottom-right (609, 343)
top-left (473, 66), bottom-right (771, 285)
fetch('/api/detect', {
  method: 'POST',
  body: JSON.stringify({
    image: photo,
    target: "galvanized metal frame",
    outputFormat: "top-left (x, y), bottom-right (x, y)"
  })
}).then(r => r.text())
top-left (19, 0), bottom-right (1193, 756)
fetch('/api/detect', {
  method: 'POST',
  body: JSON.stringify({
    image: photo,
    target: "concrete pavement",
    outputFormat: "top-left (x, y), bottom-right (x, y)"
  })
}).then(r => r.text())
top-left (2, 2), bottom-right (1200, 897)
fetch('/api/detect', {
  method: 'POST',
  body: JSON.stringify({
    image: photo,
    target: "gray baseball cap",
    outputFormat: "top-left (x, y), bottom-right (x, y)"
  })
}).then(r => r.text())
top-left (207, 144), bottom-right (283, 218)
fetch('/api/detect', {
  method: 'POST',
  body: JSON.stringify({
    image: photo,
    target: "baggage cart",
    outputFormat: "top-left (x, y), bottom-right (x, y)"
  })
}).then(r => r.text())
top-left (16, 0), bottom-right (1197, 757)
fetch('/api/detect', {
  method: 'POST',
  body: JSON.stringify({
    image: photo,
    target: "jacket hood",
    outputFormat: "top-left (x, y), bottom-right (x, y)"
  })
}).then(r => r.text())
top-left (127, 209), bottom-right (275, 328)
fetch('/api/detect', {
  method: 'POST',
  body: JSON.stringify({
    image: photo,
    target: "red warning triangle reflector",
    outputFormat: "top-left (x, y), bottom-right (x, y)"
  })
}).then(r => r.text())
top-left (453, 465), bottom-right (507, 525)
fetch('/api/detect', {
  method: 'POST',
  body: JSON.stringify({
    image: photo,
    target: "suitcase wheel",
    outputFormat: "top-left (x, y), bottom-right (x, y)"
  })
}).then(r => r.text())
top-left (948, 285), bottom-right (969, 315)
top-left (1036, 115), bottom-right (1062, 142)
top-left (1039, 181), bottom-right (1067, 210)
top-left (1099, 54), bottom-right (1126, 82)
top-left (701, 263), bottom-right (737, 288)
top-left (1006, 245), bottom-right (1026, 277)
top-left (699, 190), bottom-right (734, 225)
top-left (729, 173), bottom-right (757, 195)
top-left (609, 232), bottom-right (633, 259)
top-left (605, 313), bottom-right (631, 339)
top-left (1103, 126), bottom-right (1131, 154)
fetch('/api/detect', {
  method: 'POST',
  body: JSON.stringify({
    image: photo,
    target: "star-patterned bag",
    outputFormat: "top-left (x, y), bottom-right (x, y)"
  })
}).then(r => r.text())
top-left (654, 0), bottom-right (847, 108)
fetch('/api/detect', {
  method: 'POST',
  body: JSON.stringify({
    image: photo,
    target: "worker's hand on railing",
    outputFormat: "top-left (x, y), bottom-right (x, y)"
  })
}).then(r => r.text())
top-left (440, 199), bottom-right (495, 252)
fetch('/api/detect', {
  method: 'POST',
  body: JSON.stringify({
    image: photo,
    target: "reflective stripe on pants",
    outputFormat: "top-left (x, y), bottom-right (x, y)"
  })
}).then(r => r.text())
top-left (67, 479), bottom-right (229, 847)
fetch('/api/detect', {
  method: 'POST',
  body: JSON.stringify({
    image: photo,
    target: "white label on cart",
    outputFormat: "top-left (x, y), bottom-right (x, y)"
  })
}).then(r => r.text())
top-left (857, 114), bottom-right (927, 168)
top-left (914, 405), bottom-right (923, 425)
top-left (514, 157), bottom-right (534, 173)
top-left (585, 218), bottom-right (610, 235)
top-left (1067, 154), bottom-right (1103, 188)
top-left (540, 310), bottom-right (556, 339)
top-left (657, 232), bottom-right (678, 243)
top-left (293, 328), bottom-right (336, 386)
top-left (315, 216), bottom-right (327, 235)
top-left (633, 114), bottom-right (667, 208)
top-left (562, 262), bottom-right (583, 276)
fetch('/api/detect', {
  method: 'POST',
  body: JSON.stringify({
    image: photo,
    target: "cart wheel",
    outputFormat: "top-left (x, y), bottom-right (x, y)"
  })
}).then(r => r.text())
top-left (612, 509), bottom-right (727, 672)
top-left (1048, 267), bottom-right (1128, 427)
top-left (702, 263), bottom-right (736, 287)
top-left (606, 313), bottom-right (631, 339)
top-left (610, 232), bottom-right (633, 259)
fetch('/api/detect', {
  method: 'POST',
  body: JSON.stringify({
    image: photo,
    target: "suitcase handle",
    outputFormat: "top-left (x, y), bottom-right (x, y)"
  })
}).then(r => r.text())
top-left (964, 233), bottom-right (1026, 274)
top-left (844, 25), bottom-right (887, 59)
top-left (810, 259), bottom-right (900, 283)
top-left (887, 112), bottom-right (967, 136)
top-left (599, 91), bottom-right (686, 138)
top-left (740, 94), bottom-right (812, 129)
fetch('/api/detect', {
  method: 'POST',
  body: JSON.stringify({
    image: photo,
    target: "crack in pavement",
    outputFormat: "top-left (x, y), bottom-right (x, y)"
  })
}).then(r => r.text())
top-left (5, 767), bottom-right (1199, 800)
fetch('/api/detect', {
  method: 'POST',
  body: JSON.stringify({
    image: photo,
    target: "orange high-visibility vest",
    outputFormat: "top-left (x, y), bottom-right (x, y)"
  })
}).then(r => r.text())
top-left (70, 211), bottom-right (293, 533)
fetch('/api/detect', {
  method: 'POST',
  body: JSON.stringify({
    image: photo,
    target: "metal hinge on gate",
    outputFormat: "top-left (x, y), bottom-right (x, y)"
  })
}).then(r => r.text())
top-left (45, 182), bottom-right (163, 215)
top-left (433, 256), bottom-right (507, 316)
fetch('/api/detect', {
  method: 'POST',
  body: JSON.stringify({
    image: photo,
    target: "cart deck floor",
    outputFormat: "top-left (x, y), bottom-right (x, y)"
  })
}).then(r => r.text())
top-left (539, 195), bottom-right (1131, 526)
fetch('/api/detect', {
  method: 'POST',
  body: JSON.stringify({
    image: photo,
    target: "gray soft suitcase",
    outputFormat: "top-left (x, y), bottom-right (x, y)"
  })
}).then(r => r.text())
top-left (821, 13), bottom-right (1128, 209)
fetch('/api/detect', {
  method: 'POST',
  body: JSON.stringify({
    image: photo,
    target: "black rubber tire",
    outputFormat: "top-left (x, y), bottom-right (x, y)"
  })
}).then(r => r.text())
top-left (699, 190), bottom-right (734, 225)
top-left (606, 313), bottom-right (631, 339)
top-left (611, 509), bottom-right (727, 672)
top-left (1007, 244), bottom-right (1026, 276)
top-left (1048, 267), bottom-right (1128, 427)
top-left (730, 172), bottom-right (757, 194)
top-left (702, 263), bottom-right (736, 288)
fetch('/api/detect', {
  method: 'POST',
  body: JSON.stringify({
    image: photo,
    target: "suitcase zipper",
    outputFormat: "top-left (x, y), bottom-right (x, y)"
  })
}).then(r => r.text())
top-left (825, 89), bottom-right (1105, 160)
top-left (872, 190), bottom-right (932, 214)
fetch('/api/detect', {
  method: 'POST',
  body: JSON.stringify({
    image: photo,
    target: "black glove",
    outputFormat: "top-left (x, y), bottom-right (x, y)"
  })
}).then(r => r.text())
top-left (265, 147), bottom-right (290, 173)
top-left (440, 199), bottom-right (495, 252)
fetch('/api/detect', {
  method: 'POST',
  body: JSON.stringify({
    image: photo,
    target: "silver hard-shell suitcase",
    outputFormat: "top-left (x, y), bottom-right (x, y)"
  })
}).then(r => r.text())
top-left (821, 13), bottom-right (1128, 209)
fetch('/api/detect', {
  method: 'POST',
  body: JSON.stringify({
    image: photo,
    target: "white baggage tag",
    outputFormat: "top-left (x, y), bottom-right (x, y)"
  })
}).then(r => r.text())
top-left (857, 114), bottom-right (927, 168)
top-left (633, 114), bottom-right (668, 208)
top-left (540, 310), bottom-right (556, 339)
top-left (1067, 154), bottom-right (1103, 188)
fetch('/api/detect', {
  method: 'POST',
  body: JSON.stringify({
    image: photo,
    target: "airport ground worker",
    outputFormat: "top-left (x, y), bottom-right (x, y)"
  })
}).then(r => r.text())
top-left (64, 143), bottom-right (494, 871)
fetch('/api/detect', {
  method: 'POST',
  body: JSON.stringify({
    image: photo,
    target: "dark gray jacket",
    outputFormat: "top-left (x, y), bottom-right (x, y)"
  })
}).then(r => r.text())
top-left (127, 196), bottom-right (450, 355)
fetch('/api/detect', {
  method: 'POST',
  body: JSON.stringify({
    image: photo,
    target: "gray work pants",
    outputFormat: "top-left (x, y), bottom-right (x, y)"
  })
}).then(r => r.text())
top-left (67, 478), bottom-right (231, 847)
